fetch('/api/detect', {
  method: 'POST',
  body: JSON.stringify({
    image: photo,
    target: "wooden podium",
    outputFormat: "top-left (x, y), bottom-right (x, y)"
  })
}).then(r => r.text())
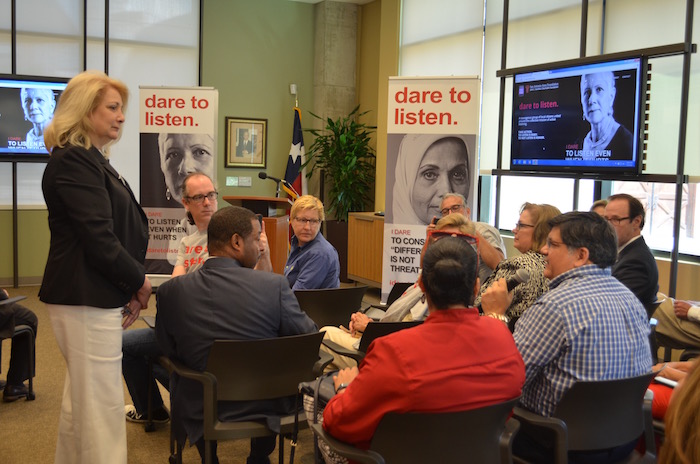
top-left (223, 196), bottom-right (292, 275)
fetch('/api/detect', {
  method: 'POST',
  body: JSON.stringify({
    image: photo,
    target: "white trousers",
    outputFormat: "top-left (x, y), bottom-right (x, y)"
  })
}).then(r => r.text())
top-left (47, 304), bottom-right (127, 464)
top-left (320, 326), bottom-right (362, 371)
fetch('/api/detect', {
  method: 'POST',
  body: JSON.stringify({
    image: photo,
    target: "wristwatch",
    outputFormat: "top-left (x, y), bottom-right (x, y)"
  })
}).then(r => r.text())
top-left (335, 383), bottom-right (349, 393)
top-left (485, 312), bottom-right (510, 325)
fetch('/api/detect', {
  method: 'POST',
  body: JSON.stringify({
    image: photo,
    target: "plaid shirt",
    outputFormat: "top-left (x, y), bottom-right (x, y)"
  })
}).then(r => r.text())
top-left (515, 264), bottom-right (652, 417)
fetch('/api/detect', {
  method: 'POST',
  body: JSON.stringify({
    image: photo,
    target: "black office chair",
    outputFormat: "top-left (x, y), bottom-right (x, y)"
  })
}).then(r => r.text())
top-left (310, 397), bottom-right (521, 464)
top-left (0, 296), bottom-right (35, 401)
top-left (322, 320), bottom-right (423, 366)
top-left (361, 282), bottom-right (414, 319)
top-left (294, 285), bottom-right (368, 328)
top-left (159, 332), bottom-right (325, 464)
top-left (512, 372), bottom-right (657, 464)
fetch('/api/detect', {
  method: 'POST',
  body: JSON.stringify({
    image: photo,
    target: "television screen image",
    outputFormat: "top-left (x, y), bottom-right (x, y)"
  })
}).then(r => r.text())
top-left (511, 57), bottom-right (643, 174)
top-left (0, 76), bottom-right (68, 159)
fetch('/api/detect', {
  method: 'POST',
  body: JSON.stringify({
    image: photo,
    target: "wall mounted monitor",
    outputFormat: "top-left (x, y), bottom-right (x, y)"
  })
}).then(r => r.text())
top-left (0, 75), bottom-right (68, 161)
top-left (511, 57), bottom-right (644, 175)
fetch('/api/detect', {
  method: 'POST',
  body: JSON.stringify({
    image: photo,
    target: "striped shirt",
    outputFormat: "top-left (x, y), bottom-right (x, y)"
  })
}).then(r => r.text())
top-left (514, 264), bottom-right (652, 417)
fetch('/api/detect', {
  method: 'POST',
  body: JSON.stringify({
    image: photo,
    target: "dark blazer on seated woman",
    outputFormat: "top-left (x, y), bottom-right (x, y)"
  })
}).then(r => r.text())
top-left (40, 144), bottom-right (148, 308)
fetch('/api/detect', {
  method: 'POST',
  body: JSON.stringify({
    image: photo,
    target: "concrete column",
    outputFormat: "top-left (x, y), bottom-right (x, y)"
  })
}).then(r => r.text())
top-left (308, 1), bottom-right (358, 202)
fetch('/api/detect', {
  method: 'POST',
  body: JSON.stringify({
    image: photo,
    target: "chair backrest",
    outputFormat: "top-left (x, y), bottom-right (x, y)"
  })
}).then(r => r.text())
top-left (370, 397), bottom-right (520, 464)
top-left (386, 282), bottom-right (414, 307)
top-left (357, 321), bottom-right (423, 354)
top-left (552, 371), bottom-right (656, 451)
top-left (206, 331), bottom-right (324, 401)
top-left (294, 285), bottom-right (368, 328)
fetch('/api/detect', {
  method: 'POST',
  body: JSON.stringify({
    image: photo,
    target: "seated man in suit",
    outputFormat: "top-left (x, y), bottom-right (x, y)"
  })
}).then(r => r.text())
top-left (156, 205), bottom-right (317, 464)
top-left (482, 211), bottom-right (652, 463)
top-left (605, 193), bottom-right (659, 316)
top-left (0, 289), bottom-right (38, 401)
top-left (122, 172), bottom-right (272, 425)
top-left (285, 195), bottom-right (340, 290)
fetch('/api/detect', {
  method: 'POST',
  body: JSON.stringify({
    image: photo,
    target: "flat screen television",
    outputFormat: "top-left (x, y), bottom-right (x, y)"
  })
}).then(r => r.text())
top-left (0, 74), bottom-right (68, 161)
top-left (510, 56), bottom-right (645, 174)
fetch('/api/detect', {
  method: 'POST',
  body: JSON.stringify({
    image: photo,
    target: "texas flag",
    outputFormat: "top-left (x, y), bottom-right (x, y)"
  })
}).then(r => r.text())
top-left (284, 107), bottom-right (306, 197)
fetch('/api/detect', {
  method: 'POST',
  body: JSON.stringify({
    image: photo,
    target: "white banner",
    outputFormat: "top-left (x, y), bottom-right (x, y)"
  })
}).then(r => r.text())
top-left (382, 77), bottom-right (480, 302)
top-left (139, 86), bottom-right (218, 275)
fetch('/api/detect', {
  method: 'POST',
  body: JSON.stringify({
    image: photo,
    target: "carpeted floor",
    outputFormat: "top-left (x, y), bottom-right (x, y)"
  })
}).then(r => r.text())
top-left (0, 285), bottom-right (374, 463)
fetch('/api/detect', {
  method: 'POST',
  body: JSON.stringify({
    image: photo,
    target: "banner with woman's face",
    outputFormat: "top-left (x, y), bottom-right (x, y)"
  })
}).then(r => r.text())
top-left (382, 77), bottom-right (480, 303)
top-left (138, 87), bottom-right (218, 275)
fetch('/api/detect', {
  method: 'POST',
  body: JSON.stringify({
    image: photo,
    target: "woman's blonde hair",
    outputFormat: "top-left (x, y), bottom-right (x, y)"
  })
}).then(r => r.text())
top-left (44, 70), bottom-right (129, 155)
top-left (435, 213), bottom-right (476, 236)
top-left (521, 202), bottom-right (561, 252)
top-left (659, 363), bottom-right (700, 464)
top-left (291, 195), bottom-right (325, 222)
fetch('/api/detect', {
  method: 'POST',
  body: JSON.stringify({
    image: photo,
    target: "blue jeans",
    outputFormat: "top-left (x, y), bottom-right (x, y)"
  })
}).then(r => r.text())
top-left (121, 328), bottom-right (170, 414)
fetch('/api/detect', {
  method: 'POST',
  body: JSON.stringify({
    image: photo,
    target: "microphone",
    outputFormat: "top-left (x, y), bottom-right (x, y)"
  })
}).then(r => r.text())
top-left (506, 268), bottom-right (530, 292)
top-left (259, 171), bottom-right (300, 200)
top-left (477, 268), bottom-right (530, 314)
top-left (258, 172), bottom-right (283, 183)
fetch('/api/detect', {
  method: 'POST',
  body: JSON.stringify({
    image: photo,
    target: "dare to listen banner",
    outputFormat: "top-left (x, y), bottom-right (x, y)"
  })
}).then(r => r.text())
top-left (382, 77), bottom-right (480, 302)
top-left (139, 86), bottom-right (218, 275)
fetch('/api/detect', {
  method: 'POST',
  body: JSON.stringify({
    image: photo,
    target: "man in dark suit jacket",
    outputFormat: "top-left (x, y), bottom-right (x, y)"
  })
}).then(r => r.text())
top-left (155, 205), bottom-right (317, 464)
top-left (606, 193), bottom-right (659, 317)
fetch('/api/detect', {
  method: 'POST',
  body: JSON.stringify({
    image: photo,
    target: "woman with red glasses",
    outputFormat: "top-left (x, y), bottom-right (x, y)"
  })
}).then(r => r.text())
top-left (319, 230), bottom-right (525, 458)
top-left (319, 213), bottom-right (476, 371)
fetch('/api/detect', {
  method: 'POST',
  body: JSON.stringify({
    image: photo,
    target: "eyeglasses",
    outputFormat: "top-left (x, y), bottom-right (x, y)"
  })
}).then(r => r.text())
top-left (514, 222), bottom-right (535, 231)
top-left (184, 191), bottom-right (218, 204)
top-left (428, 231), bottom-right (479, 251)
top-left (440, 204), bottom-right (465, 216)
top-left (605, 216), bottom-right (630, 226)
top-left (427, 231), bottom-right (480, 269)
top-left (294, 217), bottom-right (321, 226)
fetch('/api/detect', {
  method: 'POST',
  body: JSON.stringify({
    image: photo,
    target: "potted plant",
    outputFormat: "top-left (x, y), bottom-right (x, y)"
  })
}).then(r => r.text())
top-left (302, 105), bottom-right (376, 281)
top-left (302, 105), bottom-right (376, 221)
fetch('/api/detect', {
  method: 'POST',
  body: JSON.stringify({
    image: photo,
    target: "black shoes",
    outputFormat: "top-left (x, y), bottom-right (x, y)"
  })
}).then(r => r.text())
top-left (3, 383), bottom-right (28, 402)
top-left (125, 404), bottom-right (170, 424)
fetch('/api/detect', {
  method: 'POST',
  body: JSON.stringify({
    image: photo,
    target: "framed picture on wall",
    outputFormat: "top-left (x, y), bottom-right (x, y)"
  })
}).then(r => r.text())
top-left (225, 117), bottom-right (267, 168)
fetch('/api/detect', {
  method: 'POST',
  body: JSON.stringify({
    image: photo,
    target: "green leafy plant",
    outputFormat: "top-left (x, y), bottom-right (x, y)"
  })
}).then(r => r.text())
top-left (302, 105), bottom-right (376, 221)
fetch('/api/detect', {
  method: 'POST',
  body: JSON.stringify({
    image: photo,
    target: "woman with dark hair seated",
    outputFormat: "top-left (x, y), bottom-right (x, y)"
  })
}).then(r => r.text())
top-left (318, 233), bottom-right (525, 458)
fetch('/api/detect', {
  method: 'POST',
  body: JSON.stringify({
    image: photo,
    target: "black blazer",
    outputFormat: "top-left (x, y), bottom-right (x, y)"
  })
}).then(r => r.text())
top-left (40, 145), bottom-right (148, 308)
top-left (611, 236), bottom-right (659, 311)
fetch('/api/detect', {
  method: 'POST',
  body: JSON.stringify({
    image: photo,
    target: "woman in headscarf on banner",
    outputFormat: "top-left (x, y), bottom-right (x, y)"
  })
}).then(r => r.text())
top-left (392, 134), bottom-right (472, 225)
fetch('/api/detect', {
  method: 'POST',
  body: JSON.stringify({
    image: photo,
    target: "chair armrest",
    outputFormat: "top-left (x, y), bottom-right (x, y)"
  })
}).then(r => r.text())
top-left (158, 356), bottom-right (219, 433)
top-left (512, 406), bottom-right (568, 463)
top-left (314, 350), bottom-right (335, 376)
top-left (500, 417), bottom-right (520, 464)
top-left (310, 423), bottom-right (385, 464)
top-left (361, 305), bottom-right (386, 321)
top-left (322, 339), bottom-right (364, 364)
